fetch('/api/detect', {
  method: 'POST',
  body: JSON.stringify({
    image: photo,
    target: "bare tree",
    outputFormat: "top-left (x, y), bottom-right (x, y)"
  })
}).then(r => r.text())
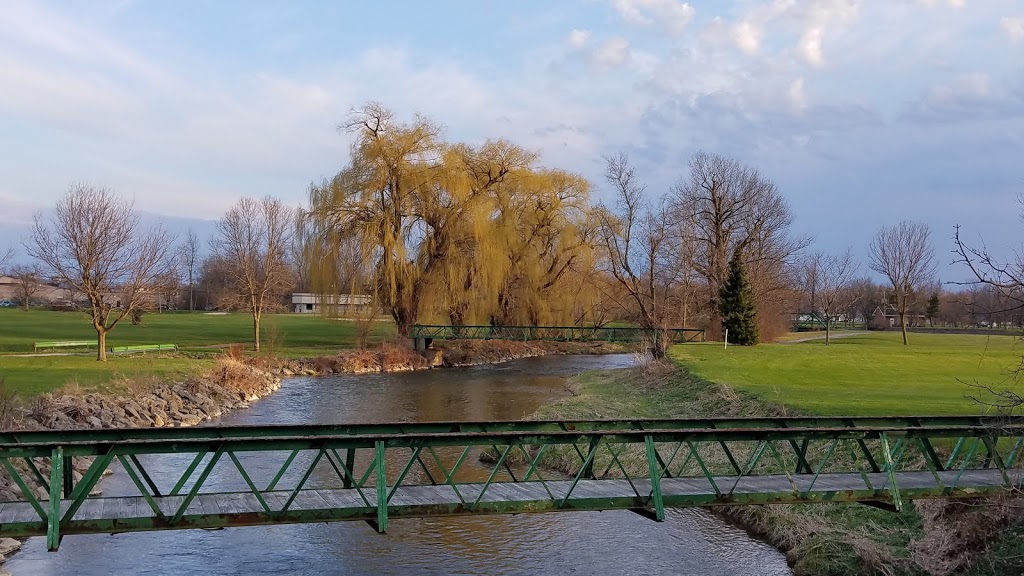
top-left (801, 254), bottom-right (820, 314)
top-left (179, 228), bottom-right (201, 311)
top-left (9, 264), bottom-right (43, 311)
top-left (0, 247), bottom-right (12, 271)
top-left (673, 151), bottom-right (809, 337)
top-left (953, 224), bottom-right (1024, 315)
top-left (26, 184), bottom-right (174, 361)
top-left (868, 221), bottom-right (936, 345)
top-left (807, 249), bottom-right (860, 345)
top-left (212, 197), bottom-right (295, 352)
top-left (597, 153), bottom-right (678, 357)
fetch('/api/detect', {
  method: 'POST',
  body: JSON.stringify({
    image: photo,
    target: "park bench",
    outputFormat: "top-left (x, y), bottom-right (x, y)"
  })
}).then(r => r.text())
top-left (109, 344), bottom-right (178, 354)
top-left (33, 340), bottom-right (96, 353)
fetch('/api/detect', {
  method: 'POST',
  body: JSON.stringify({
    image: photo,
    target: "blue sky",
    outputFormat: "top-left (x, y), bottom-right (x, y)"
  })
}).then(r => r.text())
top-left (1, 0), bottom-right (1022, 277)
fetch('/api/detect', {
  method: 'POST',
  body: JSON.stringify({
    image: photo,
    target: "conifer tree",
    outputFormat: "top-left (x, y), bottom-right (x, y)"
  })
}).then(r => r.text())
top-left (719, 249), bottom-right (759, 345)
top-left (925, 292), bottom-right (940, 327)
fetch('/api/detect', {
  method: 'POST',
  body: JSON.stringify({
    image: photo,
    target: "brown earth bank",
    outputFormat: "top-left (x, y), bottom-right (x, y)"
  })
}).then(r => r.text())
top-left (278, 339), bottom-right (630, 376)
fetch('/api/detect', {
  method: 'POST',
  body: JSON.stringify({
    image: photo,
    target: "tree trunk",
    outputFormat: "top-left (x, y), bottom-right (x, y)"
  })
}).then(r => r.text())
top-left (97, 329), bottom-right (107, 362)
top-left (825, 318), bottom-right (831, 346)
top-left (900, 313), bottom-right (909, 345)
top-left (253, 311), bottom-right (261, 352)
top-left (393, 305), bottom-right (413, 338)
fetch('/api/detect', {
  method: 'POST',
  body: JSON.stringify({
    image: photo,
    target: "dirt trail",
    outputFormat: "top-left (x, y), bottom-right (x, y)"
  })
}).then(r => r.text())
top-left (780, 331), bottom-right (867, 344)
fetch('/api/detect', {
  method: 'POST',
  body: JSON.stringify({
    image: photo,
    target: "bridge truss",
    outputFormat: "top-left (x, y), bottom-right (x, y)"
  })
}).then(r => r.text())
top-left (0, 416), bottom-right (1020, 550)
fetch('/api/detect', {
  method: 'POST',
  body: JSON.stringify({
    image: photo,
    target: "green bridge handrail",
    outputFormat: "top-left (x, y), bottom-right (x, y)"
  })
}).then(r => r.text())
top-left (1, 417), bottom-right (1020, 550)
top-left (409, 325), bottom-right (706, 343)
top-left (0, 415), bottom-right (1012, 445)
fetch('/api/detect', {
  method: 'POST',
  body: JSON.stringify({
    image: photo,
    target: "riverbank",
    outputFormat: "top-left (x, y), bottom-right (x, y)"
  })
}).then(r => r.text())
top-left (278, 339), bottom-right (629, 376)
top-left (523, 360), bottom-right (1024, 576)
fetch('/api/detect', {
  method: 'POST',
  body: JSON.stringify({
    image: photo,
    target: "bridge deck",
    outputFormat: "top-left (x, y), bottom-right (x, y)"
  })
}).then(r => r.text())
top-left (0, 469), bottom-right (1011, 535)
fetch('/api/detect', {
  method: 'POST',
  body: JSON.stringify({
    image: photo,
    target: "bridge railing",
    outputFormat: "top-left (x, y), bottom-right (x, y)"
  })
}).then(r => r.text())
top-left (1, 418), bottom-right (1021, 549)
top-left (409, 325), bottom-right (706, 343)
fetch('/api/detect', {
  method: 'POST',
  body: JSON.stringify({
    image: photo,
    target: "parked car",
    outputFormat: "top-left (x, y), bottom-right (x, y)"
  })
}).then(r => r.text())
top-left (0, 300), bottom-right (15, 307)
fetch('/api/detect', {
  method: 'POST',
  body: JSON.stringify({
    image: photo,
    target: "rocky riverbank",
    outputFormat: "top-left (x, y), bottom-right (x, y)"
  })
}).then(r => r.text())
top-left (276, 339), bottom-right (629, 376)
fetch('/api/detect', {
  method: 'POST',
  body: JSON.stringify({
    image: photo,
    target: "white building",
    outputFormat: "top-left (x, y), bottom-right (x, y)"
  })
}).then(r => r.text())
top-left (291, 293), bottom-right (372, 314)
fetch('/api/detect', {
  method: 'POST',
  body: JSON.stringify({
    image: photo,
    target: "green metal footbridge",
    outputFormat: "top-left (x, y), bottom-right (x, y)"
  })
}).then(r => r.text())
top-left (1, 416), bottom-right (1021, 551)
top-left (409, 325), bottom-right (706, 351)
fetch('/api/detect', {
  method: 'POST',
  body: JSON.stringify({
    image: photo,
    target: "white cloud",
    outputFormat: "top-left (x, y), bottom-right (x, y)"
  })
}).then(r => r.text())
top-left (1002, 17), bottom-right (1024, 43)
top-left (610, 0), bottom-right (695, 35)
top-left (799, 27), bottom-right (825, 67)
top-left (732, 21), bottom-right (761, 55)
top-left (592, 38), bottom-right (632, 68)
top-left (567, 29), bottom-right (591, 49)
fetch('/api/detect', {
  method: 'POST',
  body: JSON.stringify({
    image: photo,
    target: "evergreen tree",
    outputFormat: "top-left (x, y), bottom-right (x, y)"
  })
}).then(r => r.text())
top-left (925, 292), bottom-right (941, 326)
top-left (719, 250), bottom-right (759, 345)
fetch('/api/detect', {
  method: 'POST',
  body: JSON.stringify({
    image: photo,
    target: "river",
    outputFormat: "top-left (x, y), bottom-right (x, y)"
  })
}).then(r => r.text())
top-left (7, 354), bottom-right (793, 575)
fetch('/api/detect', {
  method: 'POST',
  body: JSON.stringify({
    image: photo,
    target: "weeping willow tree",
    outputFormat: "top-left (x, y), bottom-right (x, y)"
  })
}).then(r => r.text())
top-left (490, 169), bottom-right (594, 326)
top-left (418, 140), bottom-right (534, 326)
top-left (306, 103), bottom-right (602, 334)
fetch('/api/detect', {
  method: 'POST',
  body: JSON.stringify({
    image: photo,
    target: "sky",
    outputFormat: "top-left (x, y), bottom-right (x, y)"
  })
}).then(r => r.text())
top-left (0, 0), bottom-right (1022, 278)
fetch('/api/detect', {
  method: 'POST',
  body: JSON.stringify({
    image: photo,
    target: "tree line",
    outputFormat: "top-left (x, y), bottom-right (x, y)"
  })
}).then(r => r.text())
top-left (4, 102), bottom-right (1012, 360)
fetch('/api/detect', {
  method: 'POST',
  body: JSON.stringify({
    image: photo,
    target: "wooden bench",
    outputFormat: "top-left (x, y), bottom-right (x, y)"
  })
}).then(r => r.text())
top-left (109, 344), bottom-right (178, 354)
top-left (33, 340), bottom-right (96, 353)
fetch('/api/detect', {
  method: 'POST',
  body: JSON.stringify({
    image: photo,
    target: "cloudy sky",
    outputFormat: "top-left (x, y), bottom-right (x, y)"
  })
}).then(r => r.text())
top-left (1, 0), bottom-right (1022, 275)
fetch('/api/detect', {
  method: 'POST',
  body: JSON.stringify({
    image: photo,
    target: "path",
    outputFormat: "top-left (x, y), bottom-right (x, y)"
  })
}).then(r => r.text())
top-left (781, 331), bottom-right (867, 344)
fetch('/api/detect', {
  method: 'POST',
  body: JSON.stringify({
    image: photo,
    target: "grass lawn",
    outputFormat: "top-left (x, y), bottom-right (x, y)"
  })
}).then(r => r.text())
top-left (0, 308), bottom-right (398, 395)
top-left (0, 356), bottom-right (213, 397)
top-left (673, 331), bottom-right (1024, 415)
top-left (0, 308), bottom-right (396, 352)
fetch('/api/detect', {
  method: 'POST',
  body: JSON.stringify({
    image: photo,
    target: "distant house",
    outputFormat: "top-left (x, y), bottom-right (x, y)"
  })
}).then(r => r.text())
top-left (291, 293), bottom-right (372, 315)
top-left (870, 305), bottom-right (926, 330)
top-left (0, 275), bottom-right (74, 304)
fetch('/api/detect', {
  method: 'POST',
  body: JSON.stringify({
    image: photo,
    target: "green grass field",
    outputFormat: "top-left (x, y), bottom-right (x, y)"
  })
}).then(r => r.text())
top-left (0, 308), bottom-right (396, 352)
top-left (0, 308), bottom-right (397, 395)
top-left (0, 356), bottom-right (214, 397)
top-left (673, 331), bottom-right (1024, 415)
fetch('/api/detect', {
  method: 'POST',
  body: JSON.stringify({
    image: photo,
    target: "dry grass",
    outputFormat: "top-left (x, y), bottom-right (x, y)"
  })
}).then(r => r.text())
top-left (911, 495), bottom-right (1024, 575)
top-left (210, 356), bottom-right (267, 393)
top-left (0, 378), bottom-right (19, 429)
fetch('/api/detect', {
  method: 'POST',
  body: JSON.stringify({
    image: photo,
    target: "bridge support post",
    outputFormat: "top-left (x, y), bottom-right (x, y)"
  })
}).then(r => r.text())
top-left (343, 449), bottom-right (355, 489)
top-left (374, 440), bottom-right (388, 533)
top-left (62, 454), bottom-right (74, 498)
top-left (47, 446), bottom-right (64, 551)
top-left (880, 433), bottom-right (904, 512)
top-left (644, 436), bottom-right (665, 522)
top-left (582, 437), bottom-right (600, 479)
